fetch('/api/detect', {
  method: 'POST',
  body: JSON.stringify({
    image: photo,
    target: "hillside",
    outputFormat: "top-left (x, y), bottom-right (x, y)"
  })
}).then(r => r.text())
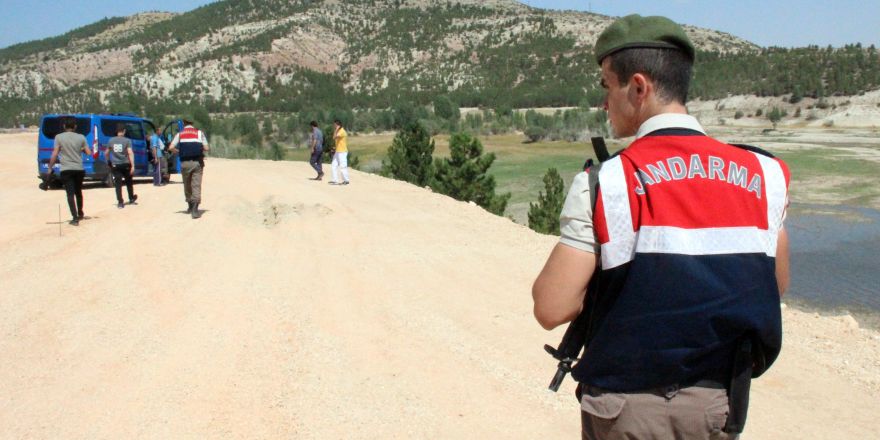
top-left (1, 132), bottom-right (879, 438)
top-left (0, 0), bottom-right (757, 125)
top-left (2, 0), bottom-right (879, 129)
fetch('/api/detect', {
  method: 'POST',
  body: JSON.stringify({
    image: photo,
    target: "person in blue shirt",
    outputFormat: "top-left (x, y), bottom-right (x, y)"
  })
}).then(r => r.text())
top-left (308, 121), bottom-right (324, 180)
top-left (149, 129), bottom-right (166, 186)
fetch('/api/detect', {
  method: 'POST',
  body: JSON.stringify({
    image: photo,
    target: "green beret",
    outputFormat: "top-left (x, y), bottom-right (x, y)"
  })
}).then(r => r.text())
top-left (594, 14), bottom-right (695, 65)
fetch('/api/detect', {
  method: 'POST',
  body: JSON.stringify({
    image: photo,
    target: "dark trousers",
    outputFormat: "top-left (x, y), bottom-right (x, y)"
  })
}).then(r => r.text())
top-left (112, 164), bottom-right (135, 203)
top-left (159, 156), bottom-right (169, 181)
top-left (152, 159), bottom-right (162, 185)
top-left (310, 150), bottom-right (324, 175)
top-left (60, 170), bottom-right (85, 220)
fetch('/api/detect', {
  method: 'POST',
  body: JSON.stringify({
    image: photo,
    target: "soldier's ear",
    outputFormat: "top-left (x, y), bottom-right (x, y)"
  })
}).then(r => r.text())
top-left (630, 73), bottom-right (651, 101)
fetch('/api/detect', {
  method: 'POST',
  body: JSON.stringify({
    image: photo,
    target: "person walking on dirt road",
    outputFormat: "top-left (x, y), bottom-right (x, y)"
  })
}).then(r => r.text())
top-left (46, 117), bottom-right (92, 226)
top-left (309, 120), bottom-right (324, 180)
top-left (107, 123), bottom-right (138, 209)
top-left (329, 119), bottom-right (350, 185)
top-left (169, 119), bottom-right (209, 219)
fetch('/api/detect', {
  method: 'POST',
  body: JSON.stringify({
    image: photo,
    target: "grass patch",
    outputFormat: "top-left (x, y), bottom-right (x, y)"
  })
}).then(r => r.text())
top-left (773, 146), bottom-right (880, 207)
top-left (776, 148), bottom-right (879, 177)
top-left (285, 133), bottom-right (394, 164)
top-left (281, 132), bottom-right (880, 221)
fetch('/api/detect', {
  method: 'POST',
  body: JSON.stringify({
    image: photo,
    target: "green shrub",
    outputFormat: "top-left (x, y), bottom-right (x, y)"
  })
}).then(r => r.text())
top-left (380, 122), bottom-right (435, 186)
top-left (431, 132), bottom-right (510, 215)
top-left (524, 125), bottom-right (547, 142)
top-left (528, 168), bottom-right (564, 235)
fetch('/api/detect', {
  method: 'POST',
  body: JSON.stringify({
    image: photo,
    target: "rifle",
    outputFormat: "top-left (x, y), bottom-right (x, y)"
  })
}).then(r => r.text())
top-left (543, 291), bottom-right (593, 392)
top-left (590, 136), bottom-right (610, 162)
top-left (543, 136), bottom-right (610, 392)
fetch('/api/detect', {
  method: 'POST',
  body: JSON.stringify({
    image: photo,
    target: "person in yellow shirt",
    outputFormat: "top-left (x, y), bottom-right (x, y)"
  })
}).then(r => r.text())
top-left (330, 119), bottom-right (350, 185)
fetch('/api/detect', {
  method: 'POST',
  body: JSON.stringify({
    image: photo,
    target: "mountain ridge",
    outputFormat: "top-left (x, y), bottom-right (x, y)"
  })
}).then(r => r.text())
top-left (0, 0), bottom-right (757, 122)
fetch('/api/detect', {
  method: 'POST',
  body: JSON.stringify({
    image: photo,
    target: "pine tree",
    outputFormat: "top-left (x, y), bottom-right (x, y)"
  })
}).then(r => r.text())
top-left (269, 142), bottom-right (285, 161)
top-left (392, 101), bottom-right (418, 129)
top-left (262, 118), bottom-right (274, 140)
top-left (524, 125), bottom-right (547, 143)
top-left (431, 132), bottom-right (510, 215)
top-left (380, 121), bottom-right (435, 186)
top-left (187, 105), bottom-right (212, 132)
top-left (767, 107), bottom-right (784, 128)
top-left (234, 114), bottom-right (262, 147)
top-left (528, 168), bottom-right (564, 234)
top-left (432, 95), bottom-right (459, 121)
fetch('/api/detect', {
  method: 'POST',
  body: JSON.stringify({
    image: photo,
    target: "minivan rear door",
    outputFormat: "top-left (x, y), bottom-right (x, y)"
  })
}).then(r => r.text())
top-left (162, 120), bottom-right (184, 174)
top-left (38, 115), bottom-right (92, 175)
top-left (101, 118), bottom-right (148, 175)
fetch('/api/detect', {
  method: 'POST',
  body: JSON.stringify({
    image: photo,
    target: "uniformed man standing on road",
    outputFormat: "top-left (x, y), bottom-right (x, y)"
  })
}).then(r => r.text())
top-left (532, 15), bottom-right (791, 439)
top-left (169, 119), bottom-right (209, 219)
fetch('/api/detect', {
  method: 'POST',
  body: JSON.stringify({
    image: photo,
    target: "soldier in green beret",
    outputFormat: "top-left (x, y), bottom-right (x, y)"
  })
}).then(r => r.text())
top-left (533, 14), bottom-right (791, 439)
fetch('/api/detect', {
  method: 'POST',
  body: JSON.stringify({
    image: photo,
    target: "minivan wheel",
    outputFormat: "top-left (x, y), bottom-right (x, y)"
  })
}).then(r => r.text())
top-left (103, 174), bottom-right (114, 188)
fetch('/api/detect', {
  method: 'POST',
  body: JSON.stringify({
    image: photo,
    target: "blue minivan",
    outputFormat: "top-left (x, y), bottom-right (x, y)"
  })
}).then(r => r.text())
top-left (37, 113), bottom-right (181, 188)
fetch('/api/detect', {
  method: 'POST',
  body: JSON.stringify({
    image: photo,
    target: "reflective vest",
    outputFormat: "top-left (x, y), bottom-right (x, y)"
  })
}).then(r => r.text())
top-left (571, 129), bottom-right (790, 392)
top-left (177, 126), bottom-right (204, 160)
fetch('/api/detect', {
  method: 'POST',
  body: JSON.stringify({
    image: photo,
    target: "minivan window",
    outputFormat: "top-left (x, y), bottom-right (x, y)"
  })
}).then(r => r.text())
top-left (101, 119), bottom-right (145, 140)
top-left (41, 117), bottom-right (91, 139)
top-left (162, 121), bottom-right (180, 146)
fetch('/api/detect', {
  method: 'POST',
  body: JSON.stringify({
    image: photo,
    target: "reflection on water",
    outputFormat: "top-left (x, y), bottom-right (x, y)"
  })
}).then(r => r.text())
top-left (785, 204), bottom-right (880, 327)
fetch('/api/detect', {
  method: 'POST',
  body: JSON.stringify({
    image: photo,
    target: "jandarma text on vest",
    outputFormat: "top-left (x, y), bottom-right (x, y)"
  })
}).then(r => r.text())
top-left (632, 154), bottom-right (763, 198)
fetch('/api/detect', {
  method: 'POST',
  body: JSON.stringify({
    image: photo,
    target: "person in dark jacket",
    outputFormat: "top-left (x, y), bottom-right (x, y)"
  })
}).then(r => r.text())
top-left (168, 119), bottom-right (209, 219)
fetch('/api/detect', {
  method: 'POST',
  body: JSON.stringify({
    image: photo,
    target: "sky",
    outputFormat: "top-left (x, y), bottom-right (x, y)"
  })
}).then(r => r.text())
top-left (0, 0), bottom-right (878, 50)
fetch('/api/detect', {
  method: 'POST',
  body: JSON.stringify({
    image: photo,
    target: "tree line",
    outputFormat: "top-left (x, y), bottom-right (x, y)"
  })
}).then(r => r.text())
top-left (692, 45), bottom-right (880, 99)
top-left (3, 43), bottom-right (879, 128)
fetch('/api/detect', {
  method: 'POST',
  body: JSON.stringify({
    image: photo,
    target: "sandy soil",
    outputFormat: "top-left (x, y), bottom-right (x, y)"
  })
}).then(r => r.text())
top-left (1, 132), bottom-right (878, 439)
top-left (690, 90), bottom-right (880, 129)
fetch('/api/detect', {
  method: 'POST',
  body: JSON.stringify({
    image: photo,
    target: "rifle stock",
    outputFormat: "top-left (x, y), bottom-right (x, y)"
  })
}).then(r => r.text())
top-left (544, 306), bottom-right (590, 391)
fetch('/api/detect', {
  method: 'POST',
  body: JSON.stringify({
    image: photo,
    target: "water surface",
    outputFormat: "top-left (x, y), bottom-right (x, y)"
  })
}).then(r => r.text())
top-left (785, 204), bottom-right (880, 327)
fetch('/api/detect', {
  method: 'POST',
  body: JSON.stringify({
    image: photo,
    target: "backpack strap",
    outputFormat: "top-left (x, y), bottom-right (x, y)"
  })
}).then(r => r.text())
top-left (584, 158), bottom-right (603, 212)
top-left (730, 143), bottom-right (775, 158)
top-left (584, 134), bottom-right (619, 212)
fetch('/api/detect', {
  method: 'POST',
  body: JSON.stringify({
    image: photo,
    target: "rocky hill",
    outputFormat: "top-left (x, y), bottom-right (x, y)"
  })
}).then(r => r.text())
top-left (0, 0), bottom-right (756, 122)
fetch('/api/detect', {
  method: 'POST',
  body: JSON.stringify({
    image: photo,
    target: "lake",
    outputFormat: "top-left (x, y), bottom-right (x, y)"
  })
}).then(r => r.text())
top-left (786, 204), bottom-right (880, 327)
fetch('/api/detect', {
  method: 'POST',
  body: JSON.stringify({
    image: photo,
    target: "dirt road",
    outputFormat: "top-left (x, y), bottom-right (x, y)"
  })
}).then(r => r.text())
top-left (1, 132), bottom-right (877, 439)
